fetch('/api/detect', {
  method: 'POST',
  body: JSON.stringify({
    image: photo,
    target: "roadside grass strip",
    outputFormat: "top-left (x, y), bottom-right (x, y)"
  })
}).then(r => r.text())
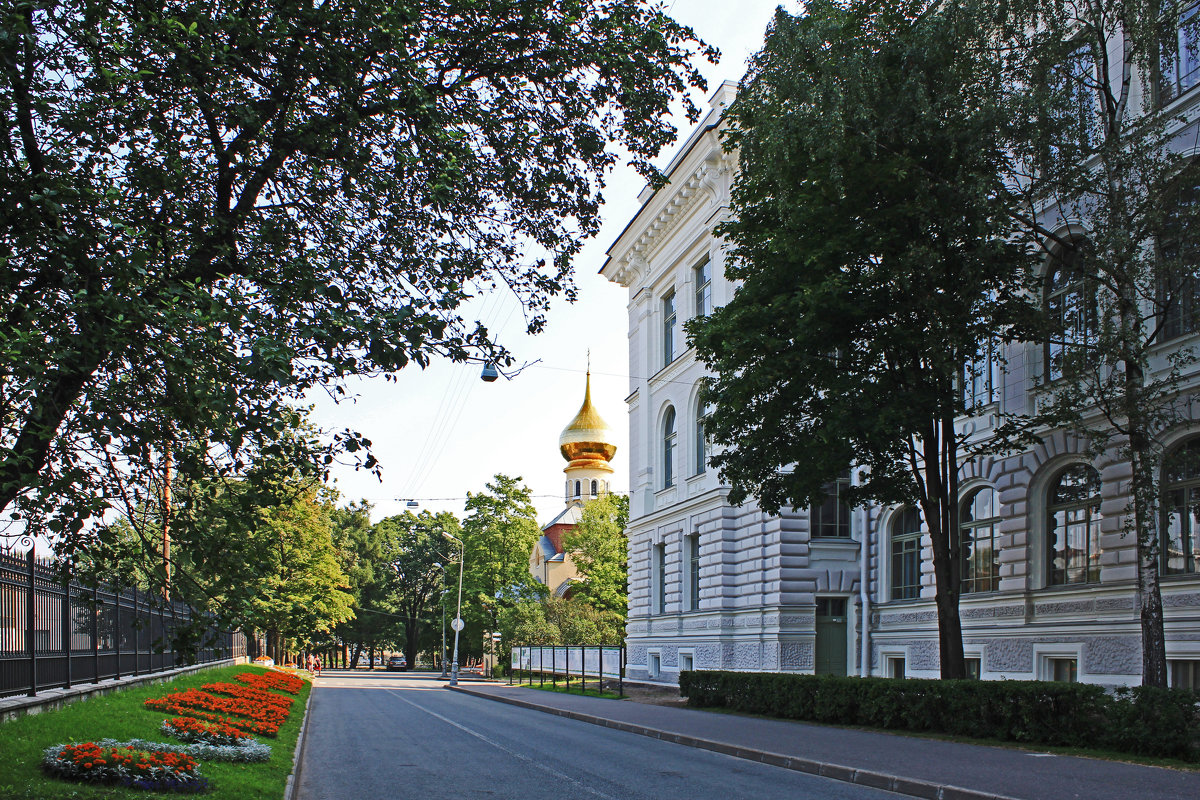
top-left (42, 740), bottom-right (208, 794)
top-left (0, 664), bottom-right (310, 799)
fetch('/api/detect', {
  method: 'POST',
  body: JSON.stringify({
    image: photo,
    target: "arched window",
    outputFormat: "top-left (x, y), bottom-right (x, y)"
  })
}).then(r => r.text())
top-left (574, 480), bottom-right (581, 498)
top-left (1163, 439), bottom-right (1200, 574)
top-left (960, 487), bottom-right (1000, 593)
top-left (590, 479), bottom-right (598, 497)
top-left (694, 401), bottom-right (708, 476)
top-left (812, 470), bottom-right (851, 538)
top-left (1044, 244), bottom-right (1094, 382)
top-left (1047, 465), bottom-right (1102, 584)
top-left (662, 407), bottom-right (677, 488)
top-left (890, 508), bottom-right (922, 600)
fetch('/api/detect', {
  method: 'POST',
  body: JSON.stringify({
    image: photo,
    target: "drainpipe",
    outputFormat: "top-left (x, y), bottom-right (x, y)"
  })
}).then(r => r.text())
top-left (856, 469), bottom-right (870, 678)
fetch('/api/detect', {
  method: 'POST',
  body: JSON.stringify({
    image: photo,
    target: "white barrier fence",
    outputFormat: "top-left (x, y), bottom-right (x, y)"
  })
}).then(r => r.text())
top-left (510, 645), bottom-right (625, 695)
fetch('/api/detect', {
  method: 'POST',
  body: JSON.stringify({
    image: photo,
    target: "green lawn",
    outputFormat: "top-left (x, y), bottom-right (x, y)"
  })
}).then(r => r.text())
top-left (515, 679), bottom-right (622, 700)
top-left (0, 664), bottom-right (310, 799)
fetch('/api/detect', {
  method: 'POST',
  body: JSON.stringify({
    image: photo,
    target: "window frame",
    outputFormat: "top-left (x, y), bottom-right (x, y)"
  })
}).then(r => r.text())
top-left (960, 486), bottom-right (1001, 594)
top-left (890, 507), bottom-right (923, 601)
top-left (662, 406), bottom-right (677, 489)
top-left (1043, 243), bottom-right (1095, 383)
top-left (1046, 464), bottom-right (1103, 585)
top-left (686, 532), bottom-right (701, 611)
top-left (1162, 438), bottom-right (1200, 574)
top-left (811, 471), bottom-right (852, 539)
top-left (694, 257), bottom-right (712, 319)
top-left (1159, 1), bottom-right (1200, 106)
top-left (662, 290), bottom-right (677, 368)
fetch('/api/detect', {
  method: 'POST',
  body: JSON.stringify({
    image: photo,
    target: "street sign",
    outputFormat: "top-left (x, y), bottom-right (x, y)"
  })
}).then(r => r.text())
top-left (490, 631), bottom-right (502, 640)
top-left (451, 617), bottom-right (465, 632)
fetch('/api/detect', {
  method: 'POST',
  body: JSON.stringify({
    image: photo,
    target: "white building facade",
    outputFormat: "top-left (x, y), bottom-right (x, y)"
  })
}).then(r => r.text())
top-left (603, 77), bottom-right (1200, 688)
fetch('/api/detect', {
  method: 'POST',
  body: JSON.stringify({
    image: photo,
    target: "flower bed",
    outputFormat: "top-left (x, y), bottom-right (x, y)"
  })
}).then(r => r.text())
top-left (161, 717), bottom-right (251, 747)
top-left (43, 740), bottom-right (208, 793)
top-left (235, 670), bottom-right (303, 694)
top-left (202, 682), bottom-right (294, 712)
top-left (144, 690), bottom-right (285, 737)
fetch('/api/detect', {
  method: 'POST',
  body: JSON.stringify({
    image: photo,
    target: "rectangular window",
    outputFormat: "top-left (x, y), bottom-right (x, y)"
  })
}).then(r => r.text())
top-left (965, 658), bottom-right (982, 680)
top-left (963, 341), bottom-right (999, 410)
top-left (811, 472), bottom-right (852, 538)
top-left (680, 653), bottom-right (694, 673)
top-left (694, 257), bottom-right (712, 318)
top-left (1159, 178), bottom-right (1200, 342)
top-left (687, 533), bottom-right (701, 611)
top-left (891, 535), bottom-right (921, 600)
top-left (1169, 659), bottom-right (1200, 689)
top-left (1160, 2), bottom-right (1200, 104)
top-left (1049, 657), bottom-right (1078, 683)
top-left (888, 657), bottom-right (906, 679)
top-left (648, 652), bottom-right (661, 678)
top-left (663, 291), bottom-right (677, 368)
top-left (654, 542), bottom-right (666, 614)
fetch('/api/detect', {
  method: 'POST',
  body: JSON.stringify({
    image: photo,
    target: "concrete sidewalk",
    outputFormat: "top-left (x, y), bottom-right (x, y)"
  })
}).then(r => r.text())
top-left (449, 682), bottom-right (1198, 800)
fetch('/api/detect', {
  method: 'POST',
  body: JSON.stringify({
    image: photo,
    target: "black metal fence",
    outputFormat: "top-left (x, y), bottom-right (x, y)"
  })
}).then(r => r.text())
top-left (1, 549), bottom-right (246, 699)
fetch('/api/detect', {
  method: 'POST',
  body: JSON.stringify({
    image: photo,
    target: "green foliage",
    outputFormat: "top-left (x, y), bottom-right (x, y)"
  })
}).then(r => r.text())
top-left (995, 0), bottom-right (1200, 687)
top-left (0, 0), bottom-right (714, 558)
top-left (689, 0), bottom-right (1038, 678)
top-left (679, 671), bottom-right (1200, 760)
top-left (459, 474), bottom-right (545, 632)
top-left (376, 509), bottom-right (461, 666)
top-left (500, 596), bottom-right (624, 646)
top-left (562, 493), bottom-right (629, 615)
top-left (331, 501), bottom-right (405, 655)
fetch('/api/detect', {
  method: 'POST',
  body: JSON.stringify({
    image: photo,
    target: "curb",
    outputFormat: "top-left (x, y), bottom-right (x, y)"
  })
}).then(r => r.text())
top-left (284, 679), bottom-right (316, 800)
top-left (449, 685), bottom-right (1021, 800)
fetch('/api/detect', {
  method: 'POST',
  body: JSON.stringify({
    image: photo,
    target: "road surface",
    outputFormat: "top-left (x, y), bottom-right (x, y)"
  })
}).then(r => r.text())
top-left (296, 671), bottom-right (903, 800)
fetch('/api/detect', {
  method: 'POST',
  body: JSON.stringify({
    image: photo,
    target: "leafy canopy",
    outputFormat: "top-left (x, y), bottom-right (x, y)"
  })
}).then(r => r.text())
top-left (0, 0), bottom-right (715, 550)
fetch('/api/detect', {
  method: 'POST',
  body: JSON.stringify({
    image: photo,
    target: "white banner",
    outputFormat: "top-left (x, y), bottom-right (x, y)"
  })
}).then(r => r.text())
top-left (512, 646), bottom-right (623, 679)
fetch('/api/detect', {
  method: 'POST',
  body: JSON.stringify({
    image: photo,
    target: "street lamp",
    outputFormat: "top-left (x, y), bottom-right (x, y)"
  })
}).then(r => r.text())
top-left (433, 562), bottom-right (448, 678)
top-left (442, 531), bottom-right (465, 686)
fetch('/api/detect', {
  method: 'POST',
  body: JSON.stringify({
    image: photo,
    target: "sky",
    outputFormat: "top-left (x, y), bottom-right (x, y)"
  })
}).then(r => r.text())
top-left (307, 1), bottom-right (797, 525)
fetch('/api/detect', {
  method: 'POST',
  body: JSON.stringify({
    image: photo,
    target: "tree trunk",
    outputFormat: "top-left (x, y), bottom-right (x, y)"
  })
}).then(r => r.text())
top-left (920, 415), bottom-right (966, 679)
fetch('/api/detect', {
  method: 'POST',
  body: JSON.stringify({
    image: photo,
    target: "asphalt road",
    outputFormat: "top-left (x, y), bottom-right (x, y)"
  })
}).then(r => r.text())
top-left (296, 671), bottom-right (904, 800)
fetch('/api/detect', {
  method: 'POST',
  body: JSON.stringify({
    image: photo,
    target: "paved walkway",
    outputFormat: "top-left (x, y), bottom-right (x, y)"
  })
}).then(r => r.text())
top-left (449, 682), bottom-right (1199, 800)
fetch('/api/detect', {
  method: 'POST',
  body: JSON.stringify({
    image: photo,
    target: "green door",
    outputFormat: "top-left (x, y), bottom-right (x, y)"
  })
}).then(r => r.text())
top-left (814, 597), bottom-right (848, 676)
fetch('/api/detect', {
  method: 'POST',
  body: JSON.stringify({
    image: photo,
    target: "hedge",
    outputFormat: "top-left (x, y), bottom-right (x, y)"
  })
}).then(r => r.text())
top-left (678, 671), bottom-right (1200, 760)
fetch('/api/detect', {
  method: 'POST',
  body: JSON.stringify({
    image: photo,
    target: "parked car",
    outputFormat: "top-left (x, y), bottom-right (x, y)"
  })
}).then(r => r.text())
top-left (386, 655), bottom-right (407, 672)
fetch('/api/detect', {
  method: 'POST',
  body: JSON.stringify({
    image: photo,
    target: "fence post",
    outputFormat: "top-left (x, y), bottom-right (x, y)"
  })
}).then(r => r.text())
top-left (132, 585), bottom-right (139, 677)
top-left (508, 647), bottom-right (513, 685)
top-left (619, 647), bottom-right (624, 698)
top-left (113, 584), bottom-right (121, 680)
top-left (552, 647), bottom-right (556, 688)
top-left (26, 548), bottom-right (36, 697)
top-left (62, 576), bottom-right (71, 689)
top-left (91, 585), bottom-right (99, 683)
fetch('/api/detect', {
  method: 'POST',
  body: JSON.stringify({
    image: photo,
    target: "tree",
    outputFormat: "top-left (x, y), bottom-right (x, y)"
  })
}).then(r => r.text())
top-left (459, 474), bottom-right (545, 635)
top-left (377, 509), bottom-right (461, 669)
top-left (331, 502), bottom-right (404, 668)
top-left (997, 0), bottom-right (1200, 686)
top-left (0, 1), bottom-right (715, 551)
top-left (689, 1), bottom-right (1037, 678)
top-left (501, 596), bottom-right (624, 647)
top-left (562, 493), bottom-right (629, 616)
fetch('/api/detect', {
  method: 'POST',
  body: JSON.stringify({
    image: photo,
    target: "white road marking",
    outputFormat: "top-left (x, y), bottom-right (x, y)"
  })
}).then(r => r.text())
top-left (387, 688), bottom-right (624, 800)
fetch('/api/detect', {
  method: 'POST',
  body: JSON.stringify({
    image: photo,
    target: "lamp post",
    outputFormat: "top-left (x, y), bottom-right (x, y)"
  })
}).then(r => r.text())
top-left (442, 531), bottom-right (465, 686)
top-left (433, 562), bottom-right (448, 678)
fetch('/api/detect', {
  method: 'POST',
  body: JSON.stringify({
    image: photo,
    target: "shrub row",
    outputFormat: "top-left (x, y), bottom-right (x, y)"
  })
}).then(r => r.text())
top-left (678, 671), bottom-right (1200, 760)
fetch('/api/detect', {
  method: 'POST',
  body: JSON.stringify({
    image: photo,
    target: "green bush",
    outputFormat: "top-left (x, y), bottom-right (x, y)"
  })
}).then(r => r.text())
top-left (677, 671), bottom-right (1199, 760)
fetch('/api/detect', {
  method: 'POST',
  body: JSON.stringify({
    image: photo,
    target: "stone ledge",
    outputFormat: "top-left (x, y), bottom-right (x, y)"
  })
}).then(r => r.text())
top-left (0, 657), bottom-right (245, 725)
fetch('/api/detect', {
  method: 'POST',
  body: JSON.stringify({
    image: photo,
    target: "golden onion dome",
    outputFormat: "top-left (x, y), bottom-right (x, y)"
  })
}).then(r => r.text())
top-left (559, 372), bottom-right (617, 463)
